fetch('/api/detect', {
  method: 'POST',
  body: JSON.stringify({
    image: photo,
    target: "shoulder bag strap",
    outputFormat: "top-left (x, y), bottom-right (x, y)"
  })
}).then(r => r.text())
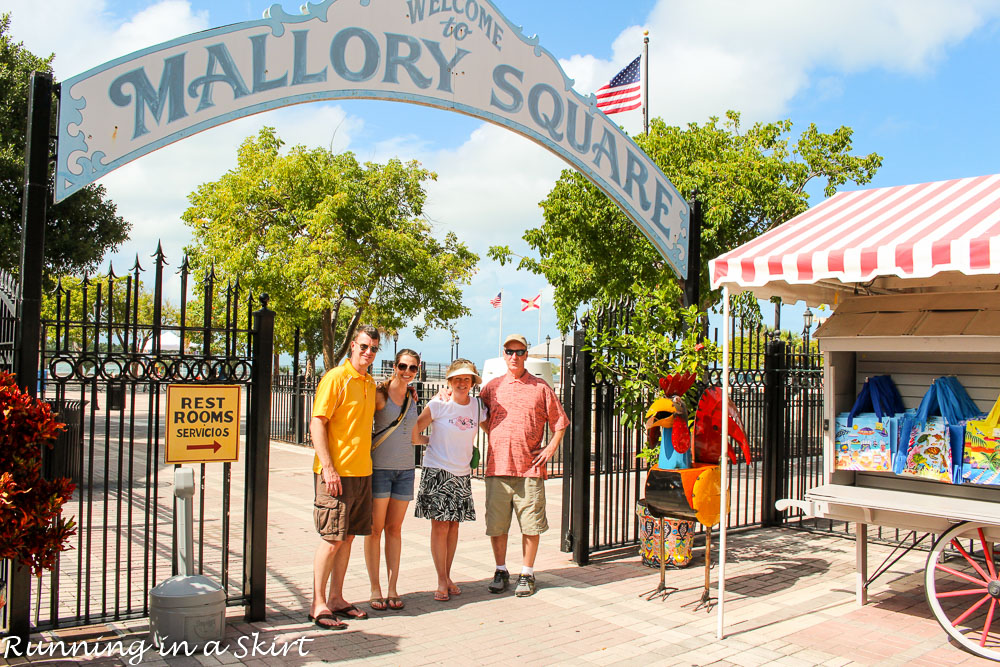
top-left (372, 389), bottom-right (412, 451)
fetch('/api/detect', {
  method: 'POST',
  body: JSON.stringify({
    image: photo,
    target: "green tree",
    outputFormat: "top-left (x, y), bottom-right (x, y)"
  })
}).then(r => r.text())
top-left (182, 127), bottom-right (478, 367)
top-left (586, 281), bottom-right (719, 428)
top-left (0, 14), bottom-right (131, 276)
top-left (41, 274), bottom-right (179, 353)
top-left (490, 111), bottom-right (882, 328)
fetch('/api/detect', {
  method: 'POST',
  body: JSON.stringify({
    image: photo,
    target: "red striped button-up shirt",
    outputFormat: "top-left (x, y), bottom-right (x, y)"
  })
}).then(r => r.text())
top-left (480, 371), bottom-right (570, 479)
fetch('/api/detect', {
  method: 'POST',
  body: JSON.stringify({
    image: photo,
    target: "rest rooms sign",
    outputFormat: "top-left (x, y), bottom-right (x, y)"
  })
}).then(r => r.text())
top-left (54, 0), bottom-right (689, 278)
top-left (165, 385), bottom-right (242, 464)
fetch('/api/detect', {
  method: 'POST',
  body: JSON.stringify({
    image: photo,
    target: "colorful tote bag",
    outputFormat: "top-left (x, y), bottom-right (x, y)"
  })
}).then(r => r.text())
top-left (901, 416), bottom-right (952, 482)
top-left (835, 375), bottom-right (904, 472)
top-left (900, 378), bottom-right (981, 483)
top-left (963, 392), bottom-right (1000, 486)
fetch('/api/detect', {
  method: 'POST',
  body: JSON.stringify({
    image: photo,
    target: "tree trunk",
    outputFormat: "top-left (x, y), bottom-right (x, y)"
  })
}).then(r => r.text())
top-left (321, 308), bottom-right (336, 370)
top-left (333, 309), bottom-right (364, 366)
top-left (321, 303), bottom-right (365, 368)
top-left (306, 355), bottom-right (316, 380)
top-left (273, 353), bottom-right (280, 377)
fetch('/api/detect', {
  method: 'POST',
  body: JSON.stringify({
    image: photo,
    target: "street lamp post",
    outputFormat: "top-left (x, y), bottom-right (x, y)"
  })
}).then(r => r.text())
top-left (455, 334), bottom-right (459, 359)
top-left (545, 334), bottom-right (551, 360)
top-left (393, 331), bottom-right (398, 357)
top-left (802, 307), bottom-right (814, 353)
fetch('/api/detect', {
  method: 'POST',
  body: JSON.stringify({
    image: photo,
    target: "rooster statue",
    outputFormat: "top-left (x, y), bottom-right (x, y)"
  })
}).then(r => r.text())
top-left (641, 374), bottom-right (752, 607)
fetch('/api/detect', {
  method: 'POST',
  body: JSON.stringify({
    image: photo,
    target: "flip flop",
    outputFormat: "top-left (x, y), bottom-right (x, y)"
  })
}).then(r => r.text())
top-left (448, 584), bottom-right (462, 596)
top-left (369, 597), bottom-right (387, 611)
top-left (386, 596), bottom-right (405, 610)
top-left (433, 590), bottom-right (450, 602)
top-left (308, 612), bottom-right (348, 631)
top-left (330, 604), bottom-right (369, 620)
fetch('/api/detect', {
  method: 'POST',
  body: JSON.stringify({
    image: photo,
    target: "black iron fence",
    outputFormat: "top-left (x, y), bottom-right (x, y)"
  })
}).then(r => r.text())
top-left (272, 351), bottom-right (566, 479)
top-left (0, 268), bottom-right (15, 373)
top-left (3, 248), bottom-right (274, 635)
top-left (561, 300), bottom-right (826, 563)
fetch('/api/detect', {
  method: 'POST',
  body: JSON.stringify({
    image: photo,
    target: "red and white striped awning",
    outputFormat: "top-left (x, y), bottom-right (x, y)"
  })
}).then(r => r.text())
top-left (710, 174), bottom-right (1000, 295)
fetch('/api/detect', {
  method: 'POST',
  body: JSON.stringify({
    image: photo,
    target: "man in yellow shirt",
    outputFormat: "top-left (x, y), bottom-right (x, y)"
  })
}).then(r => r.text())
top-left (309, 325), bottom-right (380, 630)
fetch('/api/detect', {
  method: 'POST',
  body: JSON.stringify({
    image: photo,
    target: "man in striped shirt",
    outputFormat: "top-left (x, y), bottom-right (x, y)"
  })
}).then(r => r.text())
top-left (479, 334), bottom-right (569, 597)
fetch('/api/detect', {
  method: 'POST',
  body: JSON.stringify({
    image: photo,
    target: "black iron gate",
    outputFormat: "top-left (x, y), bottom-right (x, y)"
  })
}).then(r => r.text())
top-left (3, 249), bottom-right (274, 633)
top-left (0, 269), bottom-right (16, 373)
top-left (561, 302), bottom-right (825, 563)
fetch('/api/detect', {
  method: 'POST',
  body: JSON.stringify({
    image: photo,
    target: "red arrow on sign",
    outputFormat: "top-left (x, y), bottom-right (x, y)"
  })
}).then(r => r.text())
top-left (186, 441), bottom-right (222, 453)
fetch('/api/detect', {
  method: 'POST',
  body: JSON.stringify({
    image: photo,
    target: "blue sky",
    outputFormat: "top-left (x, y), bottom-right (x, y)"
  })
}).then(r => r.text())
top-left (7, 0), bottom-right (1000, 369)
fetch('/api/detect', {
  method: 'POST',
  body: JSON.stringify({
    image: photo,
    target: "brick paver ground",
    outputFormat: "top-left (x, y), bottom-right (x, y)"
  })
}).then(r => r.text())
top-left (1, 440), bottom-right (995, 665)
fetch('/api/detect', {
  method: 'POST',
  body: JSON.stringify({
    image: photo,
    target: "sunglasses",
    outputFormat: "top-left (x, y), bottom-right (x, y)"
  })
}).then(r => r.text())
top-left (356, 343), bottom-right (380, 354)
top-left (503, 349), bottom-right (527, 357)
top-left (396, 362), bottom-right (419, 373)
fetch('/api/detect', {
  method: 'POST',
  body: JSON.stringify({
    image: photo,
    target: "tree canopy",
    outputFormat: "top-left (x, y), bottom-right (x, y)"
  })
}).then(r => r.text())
top-left (40, 273), bottom-right (179, 353)
top-left (490, 111), bottom-right (883, 328)
top-left (0, 14), bottom-right (130, 276)
top-left (182, 127), bottom-right (478, 367)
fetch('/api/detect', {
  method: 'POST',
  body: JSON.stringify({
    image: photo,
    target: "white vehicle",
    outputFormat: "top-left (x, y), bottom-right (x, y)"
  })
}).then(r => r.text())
top-left (480, 357), bottom-right (554, 388)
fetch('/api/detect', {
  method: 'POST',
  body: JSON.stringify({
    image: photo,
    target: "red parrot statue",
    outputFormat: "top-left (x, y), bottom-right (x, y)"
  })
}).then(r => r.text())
top-left (693, 387), bottom-right (752, 465)
top-left (659, 373), bottom-right (696, 398)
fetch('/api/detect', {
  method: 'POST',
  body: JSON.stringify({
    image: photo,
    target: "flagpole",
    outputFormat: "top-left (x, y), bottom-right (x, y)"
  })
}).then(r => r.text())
top-left (537, 297), bottom-right (541, 348)
top-left (643, 31), bottom-right (649, 135)
top-left (498, 288), bottom-right (504, 357)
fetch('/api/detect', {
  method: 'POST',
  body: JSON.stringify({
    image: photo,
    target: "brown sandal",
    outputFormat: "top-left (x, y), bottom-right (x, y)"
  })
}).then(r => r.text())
top-left (308, 612), bottom-right (348, 631)
top-left (386, 596), bottom-right (405, 610)
top-left (369, 597), bottom-right (387, 611)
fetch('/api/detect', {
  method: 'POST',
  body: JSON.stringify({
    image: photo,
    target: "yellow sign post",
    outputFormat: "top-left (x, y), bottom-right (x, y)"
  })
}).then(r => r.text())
top-left (166, 385), bottom-right (242, 464)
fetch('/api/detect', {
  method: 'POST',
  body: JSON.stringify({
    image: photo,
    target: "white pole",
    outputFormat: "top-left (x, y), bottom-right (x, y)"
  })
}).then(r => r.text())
top-left (498, 288), bottom-right (504, 356)
top-left (643, 32), bottom-right (649, 136)
top-left (717, 286), bottom-right (731, 640)
top-left (537, 293), bottom-right (542, 347)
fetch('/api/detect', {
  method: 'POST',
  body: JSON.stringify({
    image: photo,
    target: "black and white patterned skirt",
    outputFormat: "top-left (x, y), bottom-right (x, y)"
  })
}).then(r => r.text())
top-left (414, 467), bottom-right (476, 522)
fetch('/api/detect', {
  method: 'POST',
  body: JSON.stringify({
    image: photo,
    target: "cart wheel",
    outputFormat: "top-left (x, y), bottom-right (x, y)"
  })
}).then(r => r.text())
top-left (925, 521), bottom-right (1000, 660)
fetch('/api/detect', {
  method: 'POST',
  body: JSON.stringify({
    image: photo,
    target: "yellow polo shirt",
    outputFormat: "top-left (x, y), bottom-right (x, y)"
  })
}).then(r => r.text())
top-left (311, 359), bottom-right (376, 477)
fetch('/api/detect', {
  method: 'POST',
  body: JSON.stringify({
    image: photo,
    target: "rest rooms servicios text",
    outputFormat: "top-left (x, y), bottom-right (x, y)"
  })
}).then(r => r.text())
top-left (173, 396), bottom-right (236, 427)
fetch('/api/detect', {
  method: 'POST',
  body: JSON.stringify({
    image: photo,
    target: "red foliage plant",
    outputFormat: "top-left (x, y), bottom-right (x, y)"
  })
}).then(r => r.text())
top-left (0, 371), bottom-right (76, 575)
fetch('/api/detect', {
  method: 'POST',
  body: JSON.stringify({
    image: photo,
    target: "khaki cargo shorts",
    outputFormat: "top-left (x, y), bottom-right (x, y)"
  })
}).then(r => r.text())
top-left (313, 474), bottom-right (373, 541)
top-left (485, 475), bottom-right (548, 536)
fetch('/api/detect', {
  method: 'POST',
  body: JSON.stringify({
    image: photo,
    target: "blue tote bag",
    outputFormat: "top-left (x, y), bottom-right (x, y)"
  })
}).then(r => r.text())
top-left (898, 377), bottom-right (982, 483)
top-left (835, 376), bottom-right (903, 472)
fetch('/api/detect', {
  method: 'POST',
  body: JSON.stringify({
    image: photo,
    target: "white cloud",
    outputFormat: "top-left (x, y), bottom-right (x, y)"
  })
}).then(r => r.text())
top-left (5, 0), bottom-right (210, 79)
top-left (420, 124), bottom-right (564, 247)
top-left (100, 102), bottom-right (359, 275)
top-left (560, 0), bottom-right (1000, 129)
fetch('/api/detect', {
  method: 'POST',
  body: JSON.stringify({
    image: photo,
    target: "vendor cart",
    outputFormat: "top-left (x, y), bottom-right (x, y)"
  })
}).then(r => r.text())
top-left (709, 174), bottom-right (1000, 660)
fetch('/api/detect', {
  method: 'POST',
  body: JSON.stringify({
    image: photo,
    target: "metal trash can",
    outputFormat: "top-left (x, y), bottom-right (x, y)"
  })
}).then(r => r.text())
top-left (43, 400), bottom-right (86, 484)
top-left (149, 575), bottom-right (225, 650)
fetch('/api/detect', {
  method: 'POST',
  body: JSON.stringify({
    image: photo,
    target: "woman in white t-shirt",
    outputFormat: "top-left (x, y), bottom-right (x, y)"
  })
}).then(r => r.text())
top-left (412, 358), bottom-right (486, 602)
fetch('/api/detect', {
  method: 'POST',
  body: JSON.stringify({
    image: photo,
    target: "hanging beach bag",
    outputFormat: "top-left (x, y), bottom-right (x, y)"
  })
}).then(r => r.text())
top-left (900, 378), bottom-right (974, 483)
top-left (963, 392), bottom-right (1000, 486)
top-left (834, 375), bottom-right (901, 472)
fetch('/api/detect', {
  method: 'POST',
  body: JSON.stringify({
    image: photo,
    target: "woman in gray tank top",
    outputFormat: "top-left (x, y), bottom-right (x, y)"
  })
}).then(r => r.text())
top-left (365, 348), bottom-right (420, 611)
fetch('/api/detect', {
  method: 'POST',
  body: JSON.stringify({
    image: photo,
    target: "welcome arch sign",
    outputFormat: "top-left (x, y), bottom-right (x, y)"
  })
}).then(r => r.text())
top-left (55, 0), bottom-right (689, 277)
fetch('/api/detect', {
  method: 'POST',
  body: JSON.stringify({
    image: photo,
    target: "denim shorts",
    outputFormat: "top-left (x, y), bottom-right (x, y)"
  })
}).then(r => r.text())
top-left (371, 468), bottom-right (415, 501)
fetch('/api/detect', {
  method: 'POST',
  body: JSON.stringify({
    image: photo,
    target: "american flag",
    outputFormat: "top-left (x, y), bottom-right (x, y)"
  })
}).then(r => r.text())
top-left (596, 55), bottom-right (642, 115)
top-left (489, 291), bottom-right (502, 308)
